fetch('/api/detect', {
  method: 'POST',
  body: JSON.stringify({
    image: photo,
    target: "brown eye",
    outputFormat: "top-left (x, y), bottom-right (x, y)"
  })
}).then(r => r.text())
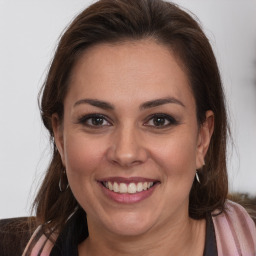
top-left (153, 116), bottom-right (167, 126)
top-left (91, 117), bottom-right (105, 126)
top-left (144, 114), bottom-right (178, 128)
top-left (78, 114), bottom-right (111, 127)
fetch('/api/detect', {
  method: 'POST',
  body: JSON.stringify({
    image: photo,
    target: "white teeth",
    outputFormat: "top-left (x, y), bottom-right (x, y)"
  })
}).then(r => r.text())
top-left (128, 183), bottom-right (137, 194)
top-left (108, 182), bottom-right (113, 191)
top-left (137, 182), bottom-right (143, 192)
top-left (148, 182), bottom-right (153, 188)
top-left (113, 182), bottom-right (119, 192)
top-left (119, 183), bottom-right (128, 193)
top-left (103, 181), bottom-right (155, 193)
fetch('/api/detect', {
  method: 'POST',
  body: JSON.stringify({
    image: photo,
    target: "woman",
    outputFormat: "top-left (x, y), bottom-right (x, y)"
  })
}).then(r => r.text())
top-left (1, 0), bottom-right (255, 255)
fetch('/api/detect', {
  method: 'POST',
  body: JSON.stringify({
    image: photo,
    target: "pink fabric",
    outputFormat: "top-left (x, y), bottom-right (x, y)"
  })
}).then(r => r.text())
top-left (23, 200), bottom-right (256, 255)
top-left (213, 200), bottom-right (256, 256)
top-left (22, 226), bottom-right (55, 256)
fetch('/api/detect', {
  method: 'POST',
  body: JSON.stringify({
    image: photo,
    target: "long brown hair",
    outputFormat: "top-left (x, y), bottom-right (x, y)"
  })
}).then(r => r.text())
top-left (34, 0), bottom-right (229, 236)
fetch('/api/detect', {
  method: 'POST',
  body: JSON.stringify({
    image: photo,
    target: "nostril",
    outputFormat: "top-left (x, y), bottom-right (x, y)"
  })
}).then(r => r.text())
top-left (108, 149), bottom-right (146, 167)
top-left (110, 158), bottom-right (143, 168)
top-left (106, 134), bottom-right (149, 167)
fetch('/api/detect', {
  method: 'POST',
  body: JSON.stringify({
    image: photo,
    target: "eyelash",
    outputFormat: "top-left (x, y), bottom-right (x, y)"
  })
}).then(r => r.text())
top-left (77, 114), bottom-right (112, 128)
top-left (144, 113), bottom-right (178, 128)
top-left (77, 113), bottom-right (178, 129)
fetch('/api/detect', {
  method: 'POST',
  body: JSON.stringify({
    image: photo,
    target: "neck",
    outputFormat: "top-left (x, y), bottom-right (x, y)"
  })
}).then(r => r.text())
top-left (78, 215), bottom-right (206, 256)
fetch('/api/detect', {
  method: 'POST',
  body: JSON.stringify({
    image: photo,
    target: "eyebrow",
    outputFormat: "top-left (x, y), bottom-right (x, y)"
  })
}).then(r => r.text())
top-left (74, 99), bottom-right (114, 110)
top-left (139, 97), bottom-right (185, 110)
top-left (73, 97), bottom-right (185, 110)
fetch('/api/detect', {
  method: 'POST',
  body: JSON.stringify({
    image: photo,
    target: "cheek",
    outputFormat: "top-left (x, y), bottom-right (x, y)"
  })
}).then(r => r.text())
top-left (62, 133), bottom-right (108, 212)
top-left (149, 131), bottom-right (198, 176)
top-left (63, 133), bottom-right (106, 177)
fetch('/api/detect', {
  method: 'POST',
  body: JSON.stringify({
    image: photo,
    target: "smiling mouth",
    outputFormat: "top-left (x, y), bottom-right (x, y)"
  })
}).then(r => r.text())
top-left (101, 181), bottom-right (157, 194)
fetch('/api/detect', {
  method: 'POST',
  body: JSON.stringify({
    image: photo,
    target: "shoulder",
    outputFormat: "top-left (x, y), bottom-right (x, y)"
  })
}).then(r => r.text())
top-left (212, 200), bottom-right (256, 255)
top-left (0, 217), bottom-right (37, 256)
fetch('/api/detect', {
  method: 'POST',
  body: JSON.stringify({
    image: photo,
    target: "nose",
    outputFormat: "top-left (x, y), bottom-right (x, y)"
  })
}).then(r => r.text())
top-left (106, 125), bottom-right (148, 167)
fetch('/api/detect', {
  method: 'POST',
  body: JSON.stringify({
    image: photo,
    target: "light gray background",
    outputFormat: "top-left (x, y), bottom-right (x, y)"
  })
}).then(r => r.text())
top-left (0, 0), bottom-right (256, 218)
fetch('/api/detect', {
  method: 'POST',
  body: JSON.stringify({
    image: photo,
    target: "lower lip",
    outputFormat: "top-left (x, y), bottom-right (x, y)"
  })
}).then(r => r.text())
top-left (99, 182), bottom-right (158, 204)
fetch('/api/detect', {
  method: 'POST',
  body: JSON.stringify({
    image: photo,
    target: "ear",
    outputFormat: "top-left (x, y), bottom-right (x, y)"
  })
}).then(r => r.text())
top-left (52, 113), bottom-right (65, 166)
top-left (196, 110), bottom-right (214, 169)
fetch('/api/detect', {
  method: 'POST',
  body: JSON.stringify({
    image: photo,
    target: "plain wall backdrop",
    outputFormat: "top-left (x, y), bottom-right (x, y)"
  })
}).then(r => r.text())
top-left (0, 0), bottom-right (256, 218)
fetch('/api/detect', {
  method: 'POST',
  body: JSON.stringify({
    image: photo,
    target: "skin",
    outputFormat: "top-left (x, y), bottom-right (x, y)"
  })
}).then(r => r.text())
top-left (53, 39), bottom-right (214, 256)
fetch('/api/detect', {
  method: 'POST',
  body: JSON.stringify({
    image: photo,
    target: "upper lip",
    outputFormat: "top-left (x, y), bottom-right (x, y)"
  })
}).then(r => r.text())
top-left (97, 176), bottom-right (159, 184)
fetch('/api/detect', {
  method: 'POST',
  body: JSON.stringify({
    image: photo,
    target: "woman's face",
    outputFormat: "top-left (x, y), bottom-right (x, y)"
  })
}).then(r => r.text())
top-left (53, 40), bottom-right (213, 237)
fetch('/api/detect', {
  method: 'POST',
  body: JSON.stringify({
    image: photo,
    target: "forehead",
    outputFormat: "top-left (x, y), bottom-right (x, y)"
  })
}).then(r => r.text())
top-left (66, 39), bottom-right (195, 109)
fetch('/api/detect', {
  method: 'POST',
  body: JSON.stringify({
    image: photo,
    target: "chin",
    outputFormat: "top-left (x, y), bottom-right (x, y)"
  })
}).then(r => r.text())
top-left (101, 210), bottom-right (157, 237)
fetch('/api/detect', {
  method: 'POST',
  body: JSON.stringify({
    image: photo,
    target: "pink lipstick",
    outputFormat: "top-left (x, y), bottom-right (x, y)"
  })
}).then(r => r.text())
top-left (98, 177), bottom-right (159, 204)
